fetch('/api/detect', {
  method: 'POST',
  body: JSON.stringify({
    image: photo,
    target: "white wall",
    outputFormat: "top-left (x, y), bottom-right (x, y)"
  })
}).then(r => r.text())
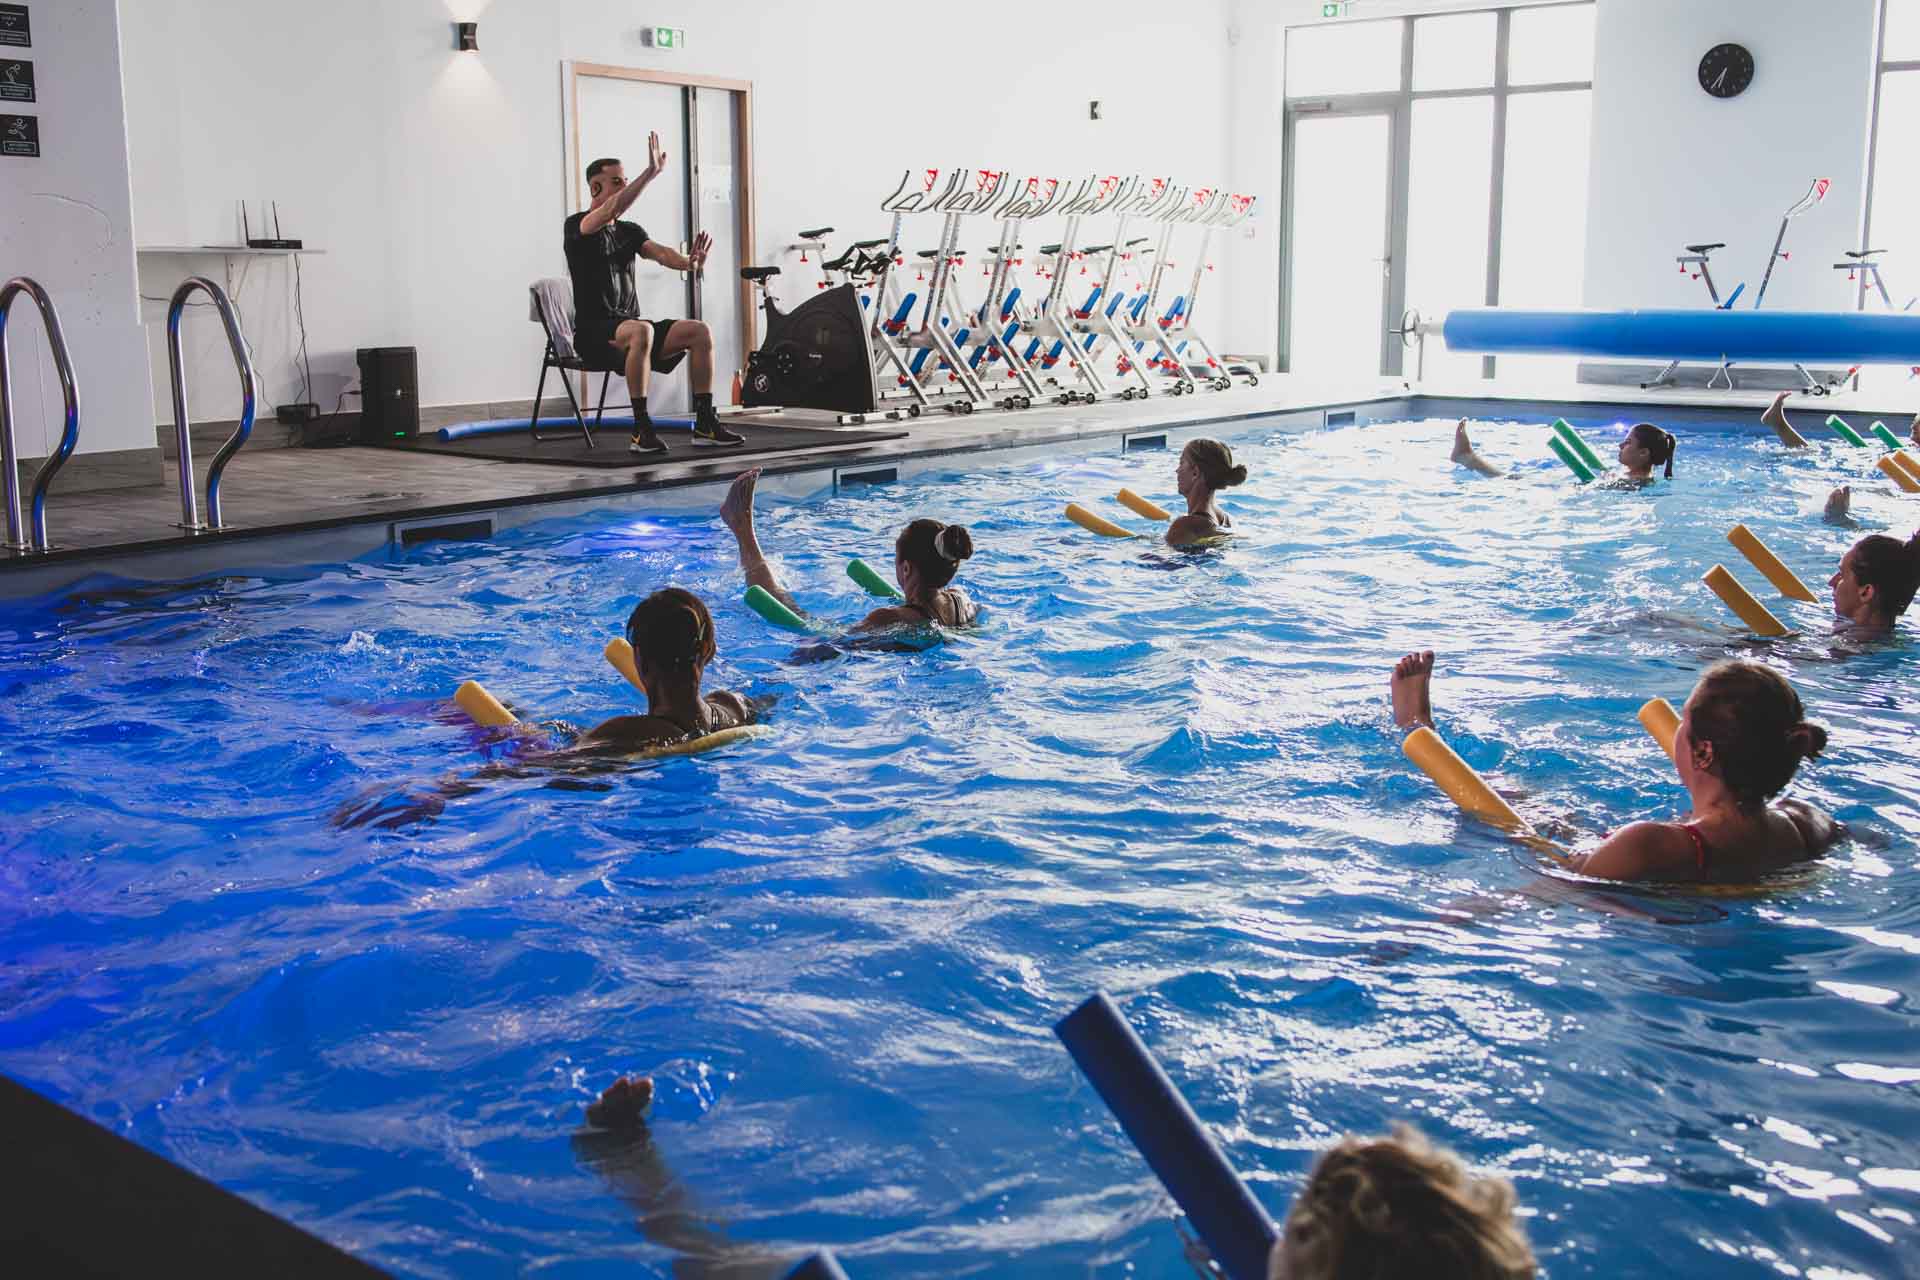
top-left (1581, 0), bottom-right (1879, 313)
top-left (121, 0), bottom-right (1235, 421)
top-left (0, 0), bottom-right (153, 463)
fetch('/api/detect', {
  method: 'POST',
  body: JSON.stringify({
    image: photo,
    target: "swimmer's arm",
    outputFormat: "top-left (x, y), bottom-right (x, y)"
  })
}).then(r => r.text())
top-left (1778, 799), bottom-right (1839, 854)
top-left (1566, 821), bottom-right (1685, 881)
top-left (1166, 513), bottom-right (1227, 547)
top-left (704, 689), bottom-right (757, 728)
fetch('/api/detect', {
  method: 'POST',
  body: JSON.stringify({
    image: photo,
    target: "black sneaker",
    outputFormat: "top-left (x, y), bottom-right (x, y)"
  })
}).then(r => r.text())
top-left (692, 418), bottom-right (746, 447)
top-left (629, 431), bottom-right (668, 455)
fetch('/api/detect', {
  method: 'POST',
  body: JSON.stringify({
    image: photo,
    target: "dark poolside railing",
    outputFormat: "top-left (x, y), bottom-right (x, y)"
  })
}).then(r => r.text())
top-left (0, 276), bottom-right (82, 554)
top-left (166, 276), bottom-right (256, 532)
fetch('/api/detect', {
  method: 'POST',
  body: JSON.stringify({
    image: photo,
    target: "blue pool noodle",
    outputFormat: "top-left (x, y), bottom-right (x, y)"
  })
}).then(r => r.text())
top-left (436, 414), bottom-right (695, 442)
top-left (1441, 307), bottom-right (1920, 364)
top-left (1055, 991), bottom-right (1277, 1280)
top-left (785, 1250), bottom-right (849, 1280)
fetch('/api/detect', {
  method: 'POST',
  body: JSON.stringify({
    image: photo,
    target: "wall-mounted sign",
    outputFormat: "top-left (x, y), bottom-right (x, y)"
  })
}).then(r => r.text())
top-left (2, 112), bottom-right (37, 157)
top-left (0, 5), bottom-right (28, 49)
top-left (0, 58), bottom-right (31, 102)
top-left (641, 26), bottom-right (685, 50)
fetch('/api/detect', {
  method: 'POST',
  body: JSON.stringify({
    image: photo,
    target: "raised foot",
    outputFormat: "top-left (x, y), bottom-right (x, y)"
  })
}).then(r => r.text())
top-left (720, 466), bottom-right (762, 534)
top-left (1824, 485), bottom-right (1852, 522)
top-left (1390, 649), bottom-right (1436, 729)
top-left (585, 1074), bottom-right (654, 1131)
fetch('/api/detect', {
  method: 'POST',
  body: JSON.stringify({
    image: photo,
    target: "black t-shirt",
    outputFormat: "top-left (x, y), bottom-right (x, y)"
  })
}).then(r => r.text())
top-left (563, 212), bottom-right (650, 340)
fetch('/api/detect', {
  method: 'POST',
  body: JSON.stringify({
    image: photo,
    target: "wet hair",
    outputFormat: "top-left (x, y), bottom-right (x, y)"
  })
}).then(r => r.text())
top-left (1273, 1124), bottom-right (1535, 1280)
top-left (586, 156), bottom-right (621, 185)
top-left (1848, 528), bottom-right (1920, 622)
top-left (896, 518), bottom-right (973, 591)
top-left (624, 587), bottom-right (714, 675)
top-left (1626, 422), bottom-right (1677, 478)
top-left (1685, 660), bottom-right (1827, 810)
top-left (1184, 437), bottom-right (1249, 491)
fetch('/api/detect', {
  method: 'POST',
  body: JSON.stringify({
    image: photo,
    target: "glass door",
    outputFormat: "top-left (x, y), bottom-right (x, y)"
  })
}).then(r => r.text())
top-left (1282, 109), bottom-right (1396, 380)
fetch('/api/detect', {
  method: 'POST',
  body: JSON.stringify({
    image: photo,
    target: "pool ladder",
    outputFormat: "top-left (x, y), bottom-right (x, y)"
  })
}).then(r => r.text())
top-left (166, 276), bottom-right (256, 532)
top-left (0, 276), bottom-right (82, 554)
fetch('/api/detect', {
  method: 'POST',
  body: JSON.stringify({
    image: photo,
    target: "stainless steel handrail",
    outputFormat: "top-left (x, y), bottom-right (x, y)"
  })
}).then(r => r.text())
top-left (166, 276), bottom-right (256, 532)
top-left (0, 276), bottom-right (81, 554)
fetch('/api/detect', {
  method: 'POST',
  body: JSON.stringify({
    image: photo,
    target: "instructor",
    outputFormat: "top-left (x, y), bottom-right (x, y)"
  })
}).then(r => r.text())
top-left (564, 131), bottom-right (743, 454)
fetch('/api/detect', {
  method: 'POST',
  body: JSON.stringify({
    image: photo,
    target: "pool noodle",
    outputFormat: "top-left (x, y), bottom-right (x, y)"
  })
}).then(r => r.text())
top-left (1826, 415), bottom-right (1870, 447)
top-left (1116, 488), bottom-right (1172, 521)
top-left (604, 637), bottom-right (645, 692)
top-left (784, 1252), bottom-right (850, 1280)
top-left (1878, 455), bottom-right (1920, 493)
top-left (746, 584), bottom-right (813, 632)
top-left (1726, 524), bottom-right (1818, 602)
top-left (1546, 434), bottom-right (1596, 483)
top-left (435, 414), bottom-right (695, 442)
top-left (1891, 450), bottom-right (1920, 485)
top-left (1702, 564), bottom-right (1790, 637)
top-left (1870, 421), bottom-right (1905, 449)
top-left (454, 680), bottom-right (517, 727)
top-left (1552, 418), bottom-right (1607, 472)
top-left (1054, 991), bottom-right (1277, 1280)
top-left (1440, 307), bottom-right (1920, 364)
top-left (1638, 697), bottom-right (1680, 762)
top-left (1401, 727), bottom-right (1531, 834)
top-left (847, 557), bottom-right (903, 600)
top-left (1066, 502), bottom-right (1136, 538)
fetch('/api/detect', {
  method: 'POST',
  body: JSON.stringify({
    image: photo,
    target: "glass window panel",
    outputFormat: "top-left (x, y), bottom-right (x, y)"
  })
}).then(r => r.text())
top-left (1405, 96), bottom-right (1495, 383)
top-left (1858, 71), bottom-right (1920, 393)
top-left (1413, 12), bottom-right (1496, 91)
top-left (1287, 113), bottom-right (1392, 380)
top-left (1497, 89), bottom-right (1593, 382)
top-left (1510, 3), bottom-right (1596, 86)
top-left (1285, 20), bottom-right (1404, 97)
top-left (1886, 0), bottom-right (1920, 61)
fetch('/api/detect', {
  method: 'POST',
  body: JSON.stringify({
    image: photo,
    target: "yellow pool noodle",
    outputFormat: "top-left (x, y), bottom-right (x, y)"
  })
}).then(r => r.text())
top-left (635, 724), bottom-right (764, 759)
top-left (1887, 451), bottom-right (1920, 489)
top-left (1726, 524), bottom-right (1818, 603)
top-left (1877, 455), bottom-right (1920, 494)
top-left (455, 680), bottom-right (517, 727)
top-left (605, 637), bottom-right (645, 693)
top-left (1402, 727), bottom-right (1530, 833)
top-left (1116, 488), bottom-right (1172, 521)
top-left (1638, 697), bottom-right (1680, 762)
top-left (1702, 564), bottom-right (1789, 637)
top-left (1066, 502), bottom-right (1135, 538)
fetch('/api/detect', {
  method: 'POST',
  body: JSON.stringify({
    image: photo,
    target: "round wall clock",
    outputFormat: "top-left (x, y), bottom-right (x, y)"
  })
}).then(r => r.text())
top-left (1699, 43), bottom-right (1755, 98)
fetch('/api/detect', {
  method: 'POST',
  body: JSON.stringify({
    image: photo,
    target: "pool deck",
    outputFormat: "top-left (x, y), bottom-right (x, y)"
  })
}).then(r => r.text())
top-left (3, 375), bottom-right (1913, 596)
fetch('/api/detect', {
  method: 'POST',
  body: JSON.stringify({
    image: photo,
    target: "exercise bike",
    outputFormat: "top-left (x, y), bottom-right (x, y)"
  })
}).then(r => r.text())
top-left (737, 265), bottom-right (886, 419)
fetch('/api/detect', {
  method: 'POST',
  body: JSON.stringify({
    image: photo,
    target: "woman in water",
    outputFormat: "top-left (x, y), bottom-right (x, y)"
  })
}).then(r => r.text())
top-left (1390, 653), bottom-right (1837, 883)
top-left (720, 467), bottom-right (978, 629)
top-left (1829, 527), bottom-right (1920, 633)
top-left (575, 587), bottom-right (756, 752)
top-left (1614, 422), bottom-right (1676, 484)
top-left (1167, 437), bottom-right (1249, 546)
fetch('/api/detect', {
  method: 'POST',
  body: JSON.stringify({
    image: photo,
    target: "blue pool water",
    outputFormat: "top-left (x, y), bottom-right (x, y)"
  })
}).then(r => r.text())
top-left (2, 414), bottom-right (1917, 1278)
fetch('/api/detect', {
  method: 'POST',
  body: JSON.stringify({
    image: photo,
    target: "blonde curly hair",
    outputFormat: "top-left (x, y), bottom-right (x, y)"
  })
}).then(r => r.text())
top-left (1270, 1125), bottom-right (1535, 1280)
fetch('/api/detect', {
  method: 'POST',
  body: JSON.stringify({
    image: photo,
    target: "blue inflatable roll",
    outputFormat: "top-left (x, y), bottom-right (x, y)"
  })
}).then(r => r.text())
top-left (436, 414), bottom-right (695, 442)
top-left (1441, 308), bottom-right (1920, 365)
top-left (1055, 991), bottom-right (1277, 1280)
top-left (784, 1250), bottom-right (849, 1280)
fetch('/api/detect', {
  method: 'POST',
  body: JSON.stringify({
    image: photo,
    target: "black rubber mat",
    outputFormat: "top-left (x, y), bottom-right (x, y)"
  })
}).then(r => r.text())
top-left (388, 421), bottom-right (906, 468)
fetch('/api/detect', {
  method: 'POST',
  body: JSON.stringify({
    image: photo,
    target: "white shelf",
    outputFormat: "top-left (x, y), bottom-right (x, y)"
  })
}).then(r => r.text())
top-left (137, 246), bottom-right (326, 256)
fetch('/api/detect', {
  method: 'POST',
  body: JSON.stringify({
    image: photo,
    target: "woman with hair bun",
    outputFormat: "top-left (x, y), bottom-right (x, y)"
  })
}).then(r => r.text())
top-left (578, 586), bottom-right (755, 752)
top-left (1168, 437), bottom-right (1250, 546)
top-left (1615, 422), bottom-right (1677, 483)
top-left (1390, 655), bottom-right (1836, 884)
top-left (719, 467), bottom-right (978, 631)
top-left (1830, 528), bottom-right (1920, 633)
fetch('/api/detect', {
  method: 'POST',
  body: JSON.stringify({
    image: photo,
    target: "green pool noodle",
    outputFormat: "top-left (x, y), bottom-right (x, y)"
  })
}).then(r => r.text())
top-left (1826, 414), bottom-right (1869, 447)
top-left (1870, 421), bottom-right (1904, 450)
top-left (1552, 418), bottom-right (1607, 472)
top-left (847, 557), bottom-right (903, 600)
top-left (1547, 433), bottom-right (1596, 483)
top-left (745, 584), bottom-right (811, 633)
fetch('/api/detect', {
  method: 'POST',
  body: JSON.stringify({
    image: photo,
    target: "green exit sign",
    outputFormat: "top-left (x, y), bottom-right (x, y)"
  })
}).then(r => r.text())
top-left (643, 26), bottom-right (685, 49)
top-left (1321, 2), bottom-right (1351, 15)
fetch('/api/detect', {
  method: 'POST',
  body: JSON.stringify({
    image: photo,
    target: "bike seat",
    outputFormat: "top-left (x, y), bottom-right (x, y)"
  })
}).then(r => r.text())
top-left (798, 226), bottom-right (833, 239)
top-left (1081, 244), bottom-right (1114, 254)
top-left (740, 266), bottom-right (781, 281)
top-left (916, 249), bottom-right (940, 259)
top-left (852, 238), bottom-right (889, 249)
top-left (1125, 238), bottom-right (1149, 247)
top-left (1039, 243), bottom-right (1063, 255)
top-left (1845, 249), bottom-right (1885, 259)
top-left (1684, 242), bottom-right (1725, 254)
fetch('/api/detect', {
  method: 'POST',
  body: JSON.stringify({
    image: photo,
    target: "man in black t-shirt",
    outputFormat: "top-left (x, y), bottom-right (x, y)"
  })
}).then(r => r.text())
top-left (563, 132), bottom-right (743, 454)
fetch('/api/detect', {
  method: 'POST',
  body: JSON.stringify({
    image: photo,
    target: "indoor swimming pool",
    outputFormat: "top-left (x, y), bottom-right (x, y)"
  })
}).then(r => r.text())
top-left (2, 412), bottom-right (1916, 1278)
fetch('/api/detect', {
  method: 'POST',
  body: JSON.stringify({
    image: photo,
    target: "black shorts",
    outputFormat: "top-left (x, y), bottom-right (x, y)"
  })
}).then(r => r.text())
top-left (580, 317), bottom-right (687, 376)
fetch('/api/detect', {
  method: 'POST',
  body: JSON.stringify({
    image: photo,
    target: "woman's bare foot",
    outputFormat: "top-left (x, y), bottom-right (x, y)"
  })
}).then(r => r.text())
top-left (719, 467), bottom-right (762, 537)
top-left (1762, 392), bottom-right (1809, 448)
top-left (1450, 420), bottom-right (1501, 476)
top-left (1824, 485), bottom-right (1854, 524)
top-left (586, 1075), bottom-right (654, 1131)
top-left (1390, 650), bottom-right (1436, 729)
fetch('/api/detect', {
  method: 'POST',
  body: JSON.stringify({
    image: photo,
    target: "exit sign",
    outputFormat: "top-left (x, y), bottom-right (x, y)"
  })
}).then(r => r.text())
top-left (1321, 2), bottom-right (1352, 15)
top-left (642, 26), bottom-right (685, 49)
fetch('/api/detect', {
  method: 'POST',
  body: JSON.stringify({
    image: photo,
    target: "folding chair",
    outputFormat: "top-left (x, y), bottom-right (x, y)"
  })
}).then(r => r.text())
top-left (527, 278), bottom-right (618, 447)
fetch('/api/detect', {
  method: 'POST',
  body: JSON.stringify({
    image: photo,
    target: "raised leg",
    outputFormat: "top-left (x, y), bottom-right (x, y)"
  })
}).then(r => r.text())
top-left (719, 467), bottom-right (799, 610)
top-left (1390, 650), bottom-right (1436, 729)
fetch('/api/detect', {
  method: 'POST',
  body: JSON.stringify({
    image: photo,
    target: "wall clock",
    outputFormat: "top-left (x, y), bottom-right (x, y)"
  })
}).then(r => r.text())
top-left (1699, 43), bottom-right (1755, 98)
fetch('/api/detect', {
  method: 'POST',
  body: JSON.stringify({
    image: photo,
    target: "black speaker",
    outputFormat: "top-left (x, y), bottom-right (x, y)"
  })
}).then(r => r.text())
top-left (355, 346), bottom-right (419, 443)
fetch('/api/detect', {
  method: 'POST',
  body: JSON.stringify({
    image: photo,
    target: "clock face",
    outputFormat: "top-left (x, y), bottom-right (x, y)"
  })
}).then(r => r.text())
top-left (1699, 42), bottom-right (1755, 98)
